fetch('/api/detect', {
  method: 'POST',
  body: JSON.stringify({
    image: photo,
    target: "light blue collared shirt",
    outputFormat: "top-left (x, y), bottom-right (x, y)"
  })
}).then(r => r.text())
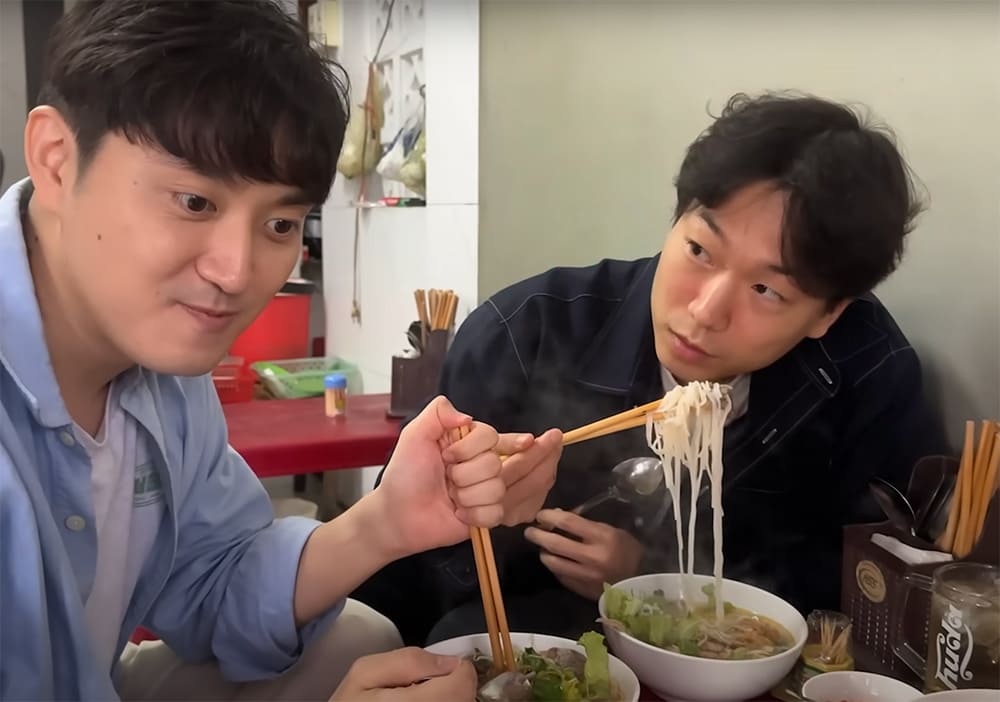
top-left (0, 179), bottom-right (341, 700)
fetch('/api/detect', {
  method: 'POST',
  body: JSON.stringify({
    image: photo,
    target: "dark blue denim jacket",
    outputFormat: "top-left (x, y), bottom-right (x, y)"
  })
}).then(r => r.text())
top-left (363, 256), bottom-right (946, 642)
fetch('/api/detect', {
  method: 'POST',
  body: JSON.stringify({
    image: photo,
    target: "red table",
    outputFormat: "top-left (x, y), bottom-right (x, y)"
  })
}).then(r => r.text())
top-left (222, 394), bottom-right (402, 477)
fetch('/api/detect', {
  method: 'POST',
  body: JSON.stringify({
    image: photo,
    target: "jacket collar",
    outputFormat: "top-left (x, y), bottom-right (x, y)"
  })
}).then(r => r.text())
top-left (0, 179), bottom-right (72, 428)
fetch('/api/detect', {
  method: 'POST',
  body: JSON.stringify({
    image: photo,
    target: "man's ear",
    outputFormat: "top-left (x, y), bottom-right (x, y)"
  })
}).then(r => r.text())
top-left (24, 106), bottom-right (79, 211)
top-left (805, 298), bottom-right (851, 339)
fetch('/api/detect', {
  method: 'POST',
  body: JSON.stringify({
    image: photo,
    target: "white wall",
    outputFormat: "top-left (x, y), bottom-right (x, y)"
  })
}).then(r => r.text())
top-left (323, 0), bottom-right (480, 500)
top-left (479, 0), bottom-right (1000, 450)
top-left (2, 0), bottom-right (82, 189)
top-left (0, 0), bottom-right (28, 190)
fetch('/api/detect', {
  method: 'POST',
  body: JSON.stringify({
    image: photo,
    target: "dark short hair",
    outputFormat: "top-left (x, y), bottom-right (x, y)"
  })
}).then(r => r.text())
top-left (38, 0), bottom-right (349, 205)
top-left (674, 92), bottom-right (923, 301)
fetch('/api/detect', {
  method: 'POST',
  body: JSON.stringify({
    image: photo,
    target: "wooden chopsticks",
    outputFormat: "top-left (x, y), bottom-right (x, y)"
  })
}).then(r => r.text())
top-left (414, 288), bottom-right (458, 340)
top-left (413, 289), bottom-right (430, 347)
top-left (448, 397), bottom-right (702, 671)
top-left (937, 419), bottom-right (1000, 557)
top-left (470, 524), bottom-right (515, 673)
top-left (450, 425), bottom-right (515, 673)
top-left (447, 399), bottom-right (680, 670)
top-left (561, 398), bottom-right (663, 447)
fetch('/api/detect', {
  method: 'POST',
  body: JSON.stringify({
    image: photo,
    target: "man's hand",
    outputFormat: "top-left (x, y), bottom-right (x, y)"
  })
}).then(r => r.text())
top-left (329, 648), bottom-right (477, 702)
top-left (376, 396), bottom-right (504, 556)
top-left (494, 429), bottom-right (563, 526)
top-left (524, 508), bottom-right (643, 600)
top-left (293, 396), bottom-right (505, 624)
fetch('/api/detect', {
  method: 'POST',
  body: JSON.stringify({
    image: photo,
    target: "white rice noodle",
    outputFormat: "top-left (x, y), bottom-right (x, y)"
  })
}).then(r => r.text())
top-left (645, 381), bottom-right (732, 620)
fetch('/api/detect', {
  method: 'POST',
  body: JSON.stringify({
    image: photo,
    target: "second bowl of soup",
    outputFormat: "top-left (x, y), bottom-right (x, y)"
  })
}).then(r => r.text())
top-left (598, 573), bottom-right (807, 702)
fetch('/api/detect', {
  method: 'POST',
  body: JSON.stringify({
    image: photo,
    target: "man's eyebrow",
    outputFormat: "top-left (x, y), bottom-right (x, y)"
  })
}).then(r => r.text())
top-left (698, 208), bottom-right (792, 275)
top-left (149, 152), bottom-right (227, 182)
top-left (150, 150), bottom-right (197, 170)
top-left (698, 209), bottom-right (725, 239)
top-left (275, 190), bottom-right (315, 207)
top-left (150, 153), bottom-right (315, 207)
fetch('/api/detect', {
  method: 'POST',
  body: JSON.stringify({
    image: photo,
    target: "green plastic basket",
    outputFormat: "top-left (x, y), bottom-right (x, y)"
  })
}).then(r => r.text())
top-left (251, 357), bottom-right (364, 399)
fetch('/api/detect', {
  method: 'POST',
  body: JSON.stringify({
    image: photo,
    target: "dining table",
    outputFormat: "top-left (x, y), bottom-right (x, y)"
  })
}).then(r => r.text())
top-left (222, 393), bottom-right (402, 477)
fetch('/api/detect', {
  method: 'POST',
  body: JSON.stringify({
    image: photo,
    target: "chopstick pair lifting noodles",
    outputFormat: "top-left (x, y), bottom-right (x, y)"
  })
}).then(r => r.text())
top-left (561, 398), bottom-right (665, 446)
top-left (448, 398), bottom-right (666, 674)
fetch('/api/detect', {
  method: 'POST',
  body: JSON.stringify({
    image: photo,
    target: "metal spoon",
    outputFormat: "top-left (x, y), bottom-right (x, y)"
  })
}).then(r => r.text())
top-left (921, 473), bottom-right (957, 543)
top-left (869, 477), bottom-right (917, 537)
top-left (571, 456), bottom-right (663, 515)
top-left (406, 320), bottom-right (424, 353)
top-left (915, 471), bottom-right (948, 540)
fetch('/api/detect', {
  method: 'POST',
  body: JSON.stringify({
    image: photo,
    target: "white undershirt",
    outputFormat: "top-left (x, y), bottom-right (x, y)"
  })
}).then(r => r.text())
top-left (76, 382), bottom-right (164, 673)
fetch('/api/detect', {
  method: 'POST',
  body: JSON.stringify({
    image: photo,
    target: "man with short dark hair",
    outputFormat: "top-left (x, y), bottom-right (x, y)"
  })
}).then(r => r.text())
top-left (354, 92), bottom-right (947, 646)
top-left (0, 2), bottom-right (525, 700)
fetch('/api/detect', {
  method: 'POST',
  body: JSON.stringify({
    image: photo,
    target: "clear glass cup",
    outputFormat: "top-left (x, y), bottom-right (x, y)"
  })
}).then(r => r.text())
top-left (894, 562), bottom-right (1000, 692)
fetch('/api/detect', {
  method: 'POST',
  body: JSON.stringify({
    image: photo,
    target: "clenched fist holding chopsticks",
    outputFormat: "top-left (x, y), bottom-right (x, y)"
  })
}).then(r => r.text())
top-left (379, 396), bottom-right (506, 551)
top-left (292, 396), bottom-right (506, 625)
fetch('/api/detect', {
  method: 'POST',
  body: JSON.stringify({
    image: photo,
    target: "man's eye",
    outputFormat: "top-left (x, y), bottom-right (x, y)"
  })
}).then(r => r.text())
top-left (268, 219), bottom-right (300, 236)
top-left (176, 193), bottom-right (215, 214)
top-left (686, 239), bottom-right (710, 262)
top-left (752, 283), bottom-right (784, 302)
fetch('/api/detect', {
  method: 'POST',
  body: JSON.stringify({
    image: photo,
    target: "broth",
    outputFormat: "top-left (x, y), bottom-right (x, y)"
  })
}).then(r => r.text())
top-left (604, 584), bottom-right (794, 661)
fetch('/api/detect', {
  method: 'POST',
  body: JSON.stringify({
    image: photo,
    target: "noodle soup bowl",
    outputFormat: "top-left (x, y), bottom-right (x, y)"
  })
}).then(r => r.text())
top-left (426, 631), bottom-right (641, 702)
top-left (802, 671), bottom-right (921, 702)
top-left (598, 573), bottom-right (808, 702)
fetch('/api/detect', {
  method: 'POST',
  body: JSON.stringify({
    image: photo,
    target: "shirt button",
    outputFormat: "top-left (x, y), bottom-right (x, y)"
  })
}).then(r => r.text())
top-left (59, 431), bottom-right (76, 447)
top-left (65, 515), bottom-right (86, 532)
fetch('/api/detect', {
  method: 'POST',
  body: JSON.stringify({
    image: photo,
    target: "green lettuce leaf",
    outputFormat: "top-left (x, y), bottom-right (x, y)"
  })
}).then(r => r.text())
top-left (578, 631), bottom-right (611, 701)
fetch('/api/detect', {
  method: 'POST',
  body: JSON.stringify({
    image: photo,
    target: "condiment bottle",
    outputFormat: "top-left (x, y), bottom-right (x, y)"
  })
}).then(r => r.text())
top-left (324, 373), bottom-right (348, 417)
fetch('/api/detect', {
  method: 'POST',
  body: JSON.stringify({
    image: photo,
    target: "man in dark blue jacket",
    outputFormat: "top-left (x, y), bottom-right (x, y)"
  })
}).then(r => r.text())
top-left (354, 92), bottom-right (947, 645)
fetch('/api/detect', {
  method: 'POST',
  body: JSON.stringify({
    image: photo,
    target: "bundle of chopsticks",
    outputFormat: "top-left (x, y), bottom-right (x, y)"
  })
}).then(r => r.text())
top-left (413, 288), bottom-right (458, 348)
top-left (937, 419), bottom-right (1000, 558)
top-left (451, 399), bottom-right (670, 673)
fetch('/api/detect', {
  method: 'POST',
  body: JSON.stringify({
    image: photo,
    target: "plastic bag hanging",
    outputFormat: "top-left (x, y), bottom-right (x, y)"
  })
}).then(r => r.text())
top-left (337, 63), bottom-right (385, 179)
top-left (376, 96), bottom-right (424, 185)
top-left (398, 119), bottom-right (425, 196)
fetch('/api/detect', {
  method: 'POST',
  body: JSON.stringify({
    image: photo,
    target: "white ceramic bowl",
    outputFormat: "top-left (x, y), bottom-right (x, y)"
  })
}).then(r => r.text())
top-left (802, 671), bottom-right (922, 702)
top-left (426, 631), bottom-right (641, 702)
top-left (597, 573), bottom-right (808, 702)
top-left (919, 691), bottom-right (1000, 702)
